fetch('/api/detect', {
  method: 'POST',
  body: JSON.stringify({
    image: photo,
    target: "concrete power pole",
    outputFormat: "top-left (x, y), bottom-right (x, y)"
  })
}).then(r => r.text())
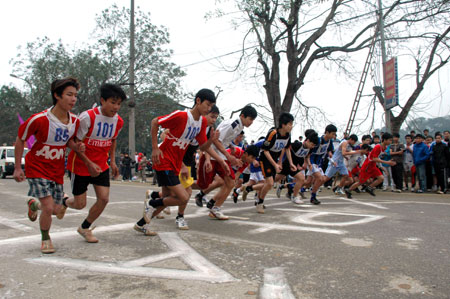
top-left (378, 0), bottom-right (390, 133)
top-left (128, 0), bottom-right (136, 159)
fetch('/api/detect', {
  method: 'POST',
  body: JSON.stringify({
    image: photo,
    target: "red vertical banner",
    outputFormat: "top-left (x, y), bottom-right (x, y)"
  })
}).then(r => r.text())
top-left (384, 57), bottom-right (399, 109)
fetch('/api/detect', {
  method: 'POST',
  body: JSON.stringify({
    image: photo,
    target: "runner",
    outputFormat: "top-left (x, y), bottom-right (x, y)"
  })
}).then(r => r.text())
top-left (199, 105), bottom-right (258, 220)
top-left (345, 133), bottom-right (396, 198)
top-left (134, 89), bottom-right (227, 235)
top-left (255, 112), bottom-right (295, 213)
top-left (13, 77), bottom-right (81, 253)
top-left (62, 83), bottom-right (126, 243)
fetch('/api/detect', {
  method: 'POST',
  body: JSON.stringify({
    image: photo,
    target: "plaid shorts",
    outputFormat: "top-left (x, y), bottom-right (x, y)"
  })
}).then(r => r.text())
top-left (27, 178), bottom-right (65, 204)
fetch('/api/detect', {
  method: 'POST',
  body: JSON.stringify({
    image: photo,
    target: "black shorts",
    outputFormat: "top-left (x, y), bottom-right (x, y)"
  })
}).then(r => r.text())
top-left (155, 170), bottom-right (180, 187)
top-left (70, 169), bottom-right (110, 196)
top-left (280, 159), bottom-right (299, 177)
top-left (259, 157), bottom-right (276, 178)
top-left (242, 173), bottom-right (250, 184)
top-left (190, 164), bottom-right (198, 181)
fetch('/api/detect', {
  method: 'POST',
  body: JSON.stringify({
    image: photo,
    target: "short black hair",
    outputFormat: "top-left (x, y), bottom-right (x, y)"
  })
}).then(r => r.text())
top-left (210, 104), bottom-right (220, 115)
top-left (325, 124), bottom-right (337, 134)
top-left (415, 134), bottom-right (425, 139)
top-left (245, 144), bottom-right (259, 158)
top-left (305, 129), bottom-right (316, 137)
top-left (361, 144), bottom-right (371, 151)
top-left (373, 135), bottom-right (380, 140)
top-left (405, 134), bottom-right (412, 139)
top-left (426, 136), bottom-right (434, 140)
top-left (410, 130), bottom-right (416, 134)
top-left (349, 134), bottom-right (358, 142)
top-left (195, 89), bottom-right (216, 105)
top-left (51, 77), bottom-right (80, 105)
top-left (362, 134), bottom-right (371, 141)
top-left (423, 129), bottom-right (429, 133)
top-left (435, 132), bottom-right (442, 138)
top-left (382, 132), bottom-right (393, 141)
top-left (278, 112), bottom-right (294, 128)
top-left (240, 105), bottom-right (257, 119)
top-left (100, 83), bottom-right (127, 103)
top-left (239, 131), bottom-right (245, 135)
top-left (393, 133), bottom-right (400, 138)
top-left (307, 132), bottom-right (319, 145)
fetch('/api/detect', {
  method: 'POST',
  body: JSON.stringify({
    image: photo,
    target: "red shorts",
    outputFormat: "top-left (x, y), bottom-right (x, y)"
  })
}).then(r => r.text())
top-left (197, 155), bottom-right (234, 190)
top-left (349, 166), bottom-right (360, 178)
top-left (358, 165), bottom-right (382, 184)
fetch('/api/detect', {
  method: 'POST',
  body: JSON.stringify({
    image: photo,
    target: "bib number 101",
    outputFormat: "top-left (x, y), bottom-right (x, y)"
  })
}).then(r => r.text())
top-left (96, 122), bottom-right (114, 138)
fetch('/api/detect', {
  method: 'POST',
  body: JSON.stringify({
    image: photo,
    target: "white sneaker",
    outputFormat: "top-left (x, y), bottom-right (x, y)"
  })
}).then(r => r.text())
top-left (292, 196), bottom-right (304, 204)
top-left (256, 203), bottom-right (265, 214)
top-left (143, 190), bottom-right (156, 223)
top-left (382, 186), bottom-right (387, 191)
top-left (209, 207), bottom-right (229, 220)
top-left (276, 185), bottom-right (283, 198)
top-left (134, 223), bottom-right (157, 236)
top-left (335, 188), bottom-right (345, 195)
top-left (175, 217), bottom-right (189, 230)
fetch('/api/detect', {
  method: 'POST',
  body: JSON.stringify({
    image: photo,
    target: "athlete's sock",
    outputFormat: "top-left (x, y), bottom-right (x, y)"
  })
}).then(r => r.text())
top-left (41, 229), bottom-right (50, 241)
top-left (149, 198), bottom-right (164, 207)
top-left (311, 192), bottom-right (317, 199)
top-left (28, 199), bottom-right (40, 211)
top-left (300, 187), bottom-right (306, 192)
top-left (81, 219), bottom-right (91, 229)
top-left (206, 199), bottom-right (216, 209)
top-left (151, 191), bottom-right (159, 199)
top-left (176, 213), bottom-right (184, 219)
top-left (62, 197), bottom-right (68, 207)
top-left (137, 218), bottom-right (146, 226)
top-left (257, 197), bottom-right (264, 204)
top-left (245, 185), bottom-right (253, 192)
top-left (236, 187), bottom-right (242, 194)
top-left (199, 190), bottom-right (206, 197)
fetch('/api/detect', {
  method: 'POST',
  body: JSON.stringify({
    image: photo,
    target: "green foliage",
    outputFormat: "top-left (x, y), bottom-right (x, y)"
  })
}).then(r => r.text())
top-left (3, 5), bottom-right (185, 152)
top-left (0, 86), bottom-right (30, 145)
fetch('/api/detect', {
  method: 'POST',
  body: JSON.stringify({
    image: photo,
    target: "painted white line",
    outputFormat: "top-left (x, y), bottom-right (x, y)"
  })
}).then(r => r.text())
top-left (0, 222), bottom-right (134, 246)
top-left (227, 216), bottom-right (250, 220)
top-left (0, 216), bottom-right (33, 231)
top-left (338, 197), bottom-right (388, 210)
top-left (260, 267), bottom-right (296, 299)
top-left (283, 210), bottom-right (385, 227)
top-left (230, 220), bottom-right (346, 235)
top-left (26, 232), bottom-right (237, 283)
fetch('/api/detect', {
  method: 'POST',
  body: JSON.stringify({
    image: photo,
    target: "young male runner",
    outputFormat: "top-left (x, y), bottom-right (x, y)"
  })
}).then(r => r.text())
top-left (275, 132), bottom-right (319, 204)
top-left (306, 124), bottom-right (337, 205)
top-left (323, 134), bottom-right (360, 195)
top-left (199, 105), bottom-right (258, 220)
top-left (14, 77), bottom-right (81, 253)
top-left (134, 89), bottom-right (227, 234)
top-left (345, 133), bottom-right (396, 198)
top-left (61, 83), bottom-right (126, 243)
top-left (255, 112), bottom-right (295, 213)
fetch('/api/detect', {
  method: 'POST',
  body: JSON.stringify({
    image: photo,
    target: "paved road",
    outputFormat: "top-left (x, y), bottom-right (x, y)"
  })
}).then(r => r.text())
top-left (0, 177), bottom-right (449, 298)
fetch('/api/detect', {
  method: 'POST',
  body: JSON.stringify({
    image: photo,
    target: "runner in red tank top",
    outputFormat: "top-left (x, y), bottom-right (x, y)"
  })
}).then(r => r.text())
top-left (61, 83), bottom-right (126, 243)
top-left (13, 77), bottom-right (82, 254)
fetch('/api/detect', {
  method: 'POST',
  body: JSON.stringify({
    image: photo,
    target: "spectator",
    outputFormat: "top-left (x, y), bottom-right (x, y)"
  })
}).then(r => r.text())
top-left (372, 135), bottom-right (380, 147)
top-left (403, 134), bottom-right (415, 191)
top-left (444, 130), bottom-right (450, 144)
top-left (138, 154), bottom-right (148, 183)
top-left (423, 129), bottom-right (430, 138)
top-left (430, 133), bottom-right (449, 194)
top-left (122, 153), bottom-right (132, 181)
top-left (390, 133), bottom-right (405, 192)
top-left (412, 134), bottom-right (430, 193)
top-left (381, 144), bottom-right (395, 191)
top-left (410, 130), bottom-right (416, 139)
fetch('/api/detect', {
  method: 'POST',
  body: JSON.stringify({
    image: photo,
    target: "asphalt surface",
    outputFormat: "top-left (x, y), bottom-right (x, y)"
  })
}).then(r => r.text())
top-left (0, 176), bottom-right (449, 298)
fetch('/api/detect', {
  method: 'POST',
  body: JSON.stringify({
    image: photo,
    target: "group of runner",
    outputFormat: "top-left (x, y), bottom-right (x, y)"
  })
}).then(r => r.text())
top-left (14, 81), bottom-right (396, 253)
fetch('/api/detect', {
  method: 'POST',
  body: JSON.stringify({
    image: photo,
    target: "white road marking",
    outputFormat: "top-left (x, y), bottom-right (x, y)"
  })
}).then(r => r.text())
top-left (231, 220), bottom-right (346, 235)
top-left (278, 209), bottom-right (385, 227)
top-left (260, 267), bottom-right (296, 299)
top-left (0, 216), bottom-right (33, 231)
top-left (338, 197), bottom-right (388, 210)
top-left (26, 232), bottom-right (237, 283)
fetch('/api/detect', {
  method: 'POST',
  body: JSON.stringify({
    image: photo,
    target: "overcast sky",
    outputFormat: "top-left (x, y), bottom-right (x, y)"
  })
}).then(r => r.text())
top-left (1, 0), bottom-right (449, 140)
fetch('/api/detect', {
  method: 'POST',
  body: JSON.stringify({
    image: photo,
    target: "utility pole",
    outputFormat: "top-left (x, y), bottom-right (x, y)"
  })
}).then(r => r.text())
top-left (128, 0), bottom-right (136, 159)
top-left (378, 0), bottom-right (390, 133)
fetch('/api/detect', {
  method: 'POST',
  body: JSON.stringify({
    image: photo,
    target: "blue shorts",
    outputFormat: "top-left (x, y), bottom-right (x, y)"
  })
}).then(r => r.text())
top-left (325, 162), bottom-right (349, 177)
top-left (27, 178), bottom-right (64, 204)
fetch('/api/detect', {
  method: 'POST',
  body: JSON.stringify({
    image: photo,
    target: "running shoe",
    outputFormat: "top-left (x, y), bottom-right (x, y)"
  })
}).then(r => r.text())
top-left (77, 226), bottom-right (99, 243)
top-left (163, 207), bottom-right (171, 215)
top-left (345, 189), bottom-right (352, 199)
top-left (56, 194), bottom-right (69, 220)
top-left (195, 192), bottom-right (204, 207)
top-left (299, 191), bottom-right (307, 200)
top-left (310, 197), bottom-right (321, 205)
top-left (335, 188), bottom-right (345, 195)
top-left (242, 187), bottom-right (249, 202)
top-left (27, 198), bottom-right (38, 222)
top-left (133, 223), bottom-right (157, 236)
top-left (143, 192), bottom-right (156, 223)
top-left (208, 207), bottom-right (229, 220)
top-left (276, 184), bottom-right (283, 198)
top-left (175, 217), bottom-right (189, 230)
top-left (292, 196), bottom-right (304, 204)
top-left (366, 186), bottom-right (376, 196)
top-left (232, 188), bottom-right (239, 203)
top-left (256, 203), bottom-right (265, 214)
top-left (41, 239), bottom-right (55, 254)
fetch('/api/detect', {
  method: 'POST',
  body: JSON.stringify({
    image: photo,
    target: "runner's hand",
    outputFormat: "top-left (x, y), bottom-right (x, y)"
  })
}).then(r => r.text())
top-left (205, 160), bottom-right (212, 172)
top-left (110, 162), bottom-right (119, 179)
top-left (13, 168), bottom-right (25, 182)
top-left (219, 160), bottom-right (231, 176)
top-left (88, 162), bottom-right (102, 177)
top-left (180, 164), bottom-right (189, 180)
top-left (275, 164), bottom-right (282, 173)
top-left (290, 163), bottom-right (297, 172)
top-left (152, 148), bottom-right (164, 165)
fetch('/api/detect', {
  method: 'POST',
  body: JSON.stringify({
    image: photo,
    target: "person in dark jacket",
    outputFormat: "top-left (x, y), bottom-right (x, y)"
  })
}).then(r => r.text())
top-left (431, 133), bottom-right (449, 194)
top-left (413, 134), bottom-right (430, 193)
top-left (122, 153), bottom-right (132, 181)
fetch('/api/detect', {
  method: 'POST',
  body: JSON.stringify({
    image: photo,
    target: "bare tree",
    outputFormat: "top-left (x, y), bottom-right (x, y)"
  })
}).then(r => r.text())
top-left (214, 0), bottom-right (450, 129)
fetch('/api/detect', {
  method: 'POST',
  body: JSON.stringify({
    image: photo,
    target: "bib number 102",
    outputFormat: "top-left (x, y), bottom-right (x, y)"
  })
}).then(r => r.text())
top-left (96, 122), bottom-right (114, 138)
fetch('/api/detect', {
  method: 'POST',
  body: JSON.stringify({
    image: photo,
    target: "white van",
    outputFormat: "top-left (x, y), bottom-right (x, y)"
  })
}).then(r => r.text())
top-left (0, 146), bottom-right (28, 178)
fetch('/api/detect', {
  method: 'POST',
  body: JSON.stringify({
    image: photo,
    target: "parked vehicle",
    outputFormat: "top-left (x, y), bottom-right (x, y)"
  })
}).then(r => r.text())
top-left (0, 146), bottom-right (28, 178)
